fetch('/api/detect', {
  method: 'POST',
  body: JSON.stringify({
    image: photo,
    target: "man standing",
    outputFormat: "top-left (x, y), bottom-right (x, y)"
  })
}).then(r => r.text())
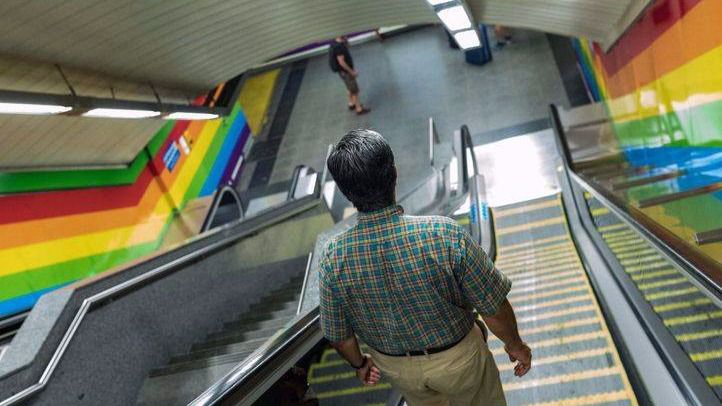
top-left (320, 129), bottom-right (531, 405)
top-left (329, 36), bottom-right (370, 115)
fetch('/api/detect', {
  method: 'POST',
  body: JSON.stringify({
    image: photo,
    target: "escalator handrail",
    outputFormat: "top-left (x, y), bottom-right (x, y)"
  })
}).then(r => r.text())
top-left (0, 185), bottom-right (325, 406)
top-left (200, 185), bottom-right (244, 233)
top-left (550, 104), bottom-right (721, 298)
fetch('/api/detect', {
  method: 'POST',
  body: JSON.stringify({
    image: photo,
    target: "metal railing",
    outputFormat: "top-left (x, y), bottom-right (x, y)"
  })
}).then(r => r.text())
top-left (0, 181), bottom-right (325, 406)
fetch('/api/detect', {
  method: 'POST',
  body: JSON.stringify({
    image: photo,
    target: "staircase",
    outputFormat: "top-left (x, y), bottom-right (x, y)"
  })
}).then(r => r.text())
top-left (137, 273), bottom-right (305, 405)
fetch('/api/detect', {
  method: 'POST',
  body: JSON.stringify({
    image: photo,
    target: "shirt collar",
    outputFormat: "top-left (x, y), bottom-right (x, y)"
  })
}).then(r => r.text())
top-left (357, 205), bottom-right (404, 225)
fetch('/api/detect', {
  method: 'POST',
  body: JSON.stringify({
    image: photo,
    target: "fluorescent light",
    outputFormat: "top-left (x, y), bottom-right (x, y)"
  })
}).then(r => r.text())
top-left (437, 5), bottom-right (472, 31)
top-left (83, 108), bottom-right (160, 119)
top-left (0, 102), bottom-right (71, 115)
top-left (164, 112), bottom-right (219, 120)
top-left (426, 0), bottom-right (454, 5)
top-left (454, 29), bottom-right (481, 49)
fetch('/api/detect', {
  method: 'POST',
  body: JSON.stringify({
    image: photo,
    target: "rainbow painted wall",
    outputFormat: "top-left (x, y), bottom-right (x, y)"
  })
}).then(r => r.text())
top-left (573, 0), bottom-right (722, 264)
top-left (0, 101), bottom-right (252, 318)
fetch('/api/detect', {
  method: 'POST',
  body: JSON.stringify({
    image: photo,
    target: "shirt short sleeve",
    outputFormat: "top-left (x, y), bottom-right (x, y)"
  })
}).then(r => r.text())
top-left (454, 226), bottom-right (512, 316)
top-left (319, 243), bottom-right (353, 342)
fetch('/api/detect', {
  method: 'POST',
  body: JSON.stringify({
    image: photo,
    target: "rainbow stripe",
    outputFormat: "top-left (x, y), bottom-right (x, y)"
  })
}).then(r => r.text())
top-left (0, 101), bottom-right (251, 318)
top-left (573, 0), bottom-right (722, 264)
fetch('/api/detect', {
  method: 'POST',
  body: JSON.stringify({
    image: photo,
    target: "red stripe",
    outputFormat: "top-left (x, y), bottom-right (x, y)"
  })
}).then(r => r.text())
top-left (0, 121), bottom-right (191, 225)
top-left (597, 0), bottom-right (703, 76)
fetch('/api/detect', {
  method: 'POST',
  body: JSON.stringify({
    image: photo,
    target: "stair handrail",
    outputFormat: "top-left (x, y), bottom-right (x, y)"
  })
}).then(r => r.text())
top-left (0, 179), bottom-right (325, 406)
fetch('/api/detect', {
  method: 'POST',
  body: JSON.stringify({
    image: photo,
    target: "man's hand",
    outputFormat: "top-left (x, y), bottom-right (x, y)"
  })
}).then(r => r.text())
top-left (504, 342), bottom-right (532, 377)
top-left (355, 354), bottom-right (381, 385)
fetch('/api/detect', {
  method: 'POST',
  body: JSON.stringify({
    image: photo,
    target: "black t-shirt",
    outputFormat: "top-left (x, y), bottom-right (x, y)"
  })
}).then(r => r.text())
top-left (329, 41), bottom-right (353, 72)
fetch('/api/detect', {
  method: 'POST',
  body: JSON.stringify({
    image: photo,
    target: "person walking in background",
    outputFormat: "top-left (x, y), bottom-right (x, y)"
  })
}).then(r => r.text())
top-left (319, 129), bottom-right (531, 405)
top-left (494, 26), bottom-right (513, 50)
top-left (329, 36), bottom-right (370, 115)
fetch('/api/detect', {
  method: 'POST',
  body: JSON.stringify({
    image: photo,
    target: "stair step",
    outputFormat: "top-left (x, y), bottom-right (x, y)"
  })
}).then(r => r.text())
top-left (172, 337), bottom-right (270, 364)
top-left (247, 294), bottom-right (300, 313)
top-left (216, 316), bottom-right (295, 339)
top-left (235, 306), bottom-right (297, 325)
top-left (195, 325), bottom-right (286, 352)
top-left (149, 349), bottom-right (256, 377)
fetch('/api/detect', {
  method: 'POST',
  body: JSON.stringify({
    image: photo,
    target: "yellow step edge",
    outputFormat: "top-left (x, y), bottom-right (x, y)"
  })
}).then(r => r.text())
top-left (496, 217), bottom-right (565, 236)
top-left (506, 264), bottom-right (583, 281)
top-left (490, 331), bottom-right (606, 356)
top-left (496, 243), bottom-right (575, 261)
top-left (497, 347), bottom-right (611, 372)
top-left (676, 329), bottom-right (722, 343)
top-left (707, 375), bottom-right (722, 386)
top-left (522, 390), bottom-right (633, 406)
top-left (513, 270), bottom-right (584, 287)
top-left (514, 295), bottom-right (591, 313)
top-left (498, 241), bottom-right (572, 258)
top-left (494, 199), bottom-right (561, 218)
top-left (316, 383), bottom-right (392, 399)
top-left (616, 248), bottom-right (659, 260)
top-left (497, 235), bottom-right (569, 254)
top-left (502, 366), bottom-right (621, 392)
top-left (654, 297), bottom-right (712, 313)
top-left (511, 285), bottom-right (588, 304)
top-left (516, 304), bottom-right (597, 324)
top-left (690, 349), bottom-right (722, 362)
top-left (631, 269), bottom-right (679, 282)
top-left (619, 255), bottom-right (665, 267)
top-left (637, 277), bottom-right (689, 291)
top-left (496, 251), bottom-right (579, 268)
top-left (598, 223), bottom-right (628, 232)
top-left (607, 243), bottom-right (654, 255)
top-left (500, 259), bottom-right (581, 275)
top-left (486, 317), bottom-right (600, 339)
top-left (591, 208), bottom-right (610, 216)
top-left (309, 371), bottom-right (356, 385)
top-left (509, 277), bottom-right (587, 297)
top-left (645, 287), bottom-right (700, 301)
top-left (664, 310), bottom-right (722, 327)
top-left (626, 260), bottom-right (674, 274)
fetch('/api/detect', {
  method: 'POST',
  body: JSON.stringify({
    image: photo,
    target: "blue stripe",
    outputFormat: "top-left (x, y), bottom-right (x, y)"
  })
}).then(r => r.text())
top-left (199, 114), bottom-right (247, 196)
top-left (0, 282), bottom-right (71, 319)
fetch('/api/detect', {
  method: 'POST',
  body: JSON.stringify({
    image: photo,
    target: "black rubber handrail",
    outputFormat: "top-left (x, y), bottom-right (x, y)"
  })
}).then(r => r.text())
top-left (200, 185), bottom-right (244, 233)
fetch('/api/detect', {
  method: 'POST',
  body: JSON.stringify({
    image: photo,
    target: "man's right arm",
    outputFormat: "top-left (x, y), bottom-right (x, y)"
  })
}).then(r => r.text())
top-left (481, 299), bottom-right (532, 377)
top-left (336, 54), bottom-right (356, 76)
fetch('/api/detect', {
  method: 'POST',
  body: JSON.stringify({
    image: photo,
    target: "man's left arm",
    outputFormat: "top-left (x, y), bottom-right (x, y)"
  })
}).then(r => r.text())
top-left (330, 335), bottom-right (381, 385)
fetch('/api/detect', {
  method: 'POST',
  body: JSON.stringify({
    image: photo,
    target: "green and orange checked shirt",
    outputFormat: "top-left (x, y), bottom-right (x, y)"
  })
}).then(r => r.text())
top-left (319, 205), bottom-right (511, 354)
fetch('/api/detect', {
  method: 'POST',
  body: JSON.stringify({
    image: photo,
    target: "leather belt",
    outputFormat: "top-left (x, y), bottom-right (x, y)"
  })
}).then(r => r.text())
top-left (374, 334), bottom-right (465, 357)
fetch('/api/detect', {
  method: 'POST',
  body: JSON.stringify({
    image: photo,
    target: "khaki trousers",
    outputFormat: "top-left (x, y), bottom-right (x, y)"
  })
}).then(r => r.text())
top-left (369, 325), bottom-right (506, 406)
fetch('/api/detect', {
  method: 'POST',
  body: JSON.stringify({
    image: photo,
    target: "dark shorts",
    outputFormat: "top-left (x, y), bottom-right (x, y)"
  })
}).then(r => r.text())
top-left (339, 71), bottom-right (359, 94)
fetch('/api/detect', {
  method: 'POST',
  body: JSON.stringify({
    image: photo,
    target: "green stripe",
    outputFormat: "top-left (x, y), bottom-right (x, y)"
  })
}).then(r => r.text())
top-left (0, 122), bottom-right (174, 194)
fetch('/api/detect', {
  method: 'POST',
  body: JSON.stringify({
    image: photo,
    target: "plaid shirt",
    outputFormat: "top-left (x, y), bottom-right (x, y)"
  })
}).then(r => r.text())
top-left (319, 205), bottom-right (511, 354)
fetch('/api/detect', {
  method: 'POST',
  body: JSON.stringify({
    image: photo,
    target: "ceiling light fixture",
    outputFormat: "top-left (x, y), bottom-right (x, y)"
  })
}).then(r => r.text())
top-left (454, 29), bottom-right (481, 49)
top-left (426, 0), bottom-right (455, 5)
top-left (437, 5), bottom-right (472, 31)
top-left (0, 102), bottom-right (71, 115)
top-left (83, 108), bottom-right (161, 119)
top-left (164, 112), bottom-right (219, 120)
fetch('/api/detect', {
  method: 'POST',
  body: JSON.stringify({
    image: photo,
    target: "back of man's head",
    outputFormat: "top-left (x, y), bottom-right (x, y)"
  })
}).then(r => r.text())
top-left (327, 129), bottom-right (397, 213)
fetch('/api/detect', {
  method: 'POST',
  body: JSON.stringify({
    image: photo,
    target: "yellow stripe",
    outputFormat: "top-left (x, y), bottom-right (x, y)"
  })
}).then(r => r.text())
top-left (603, 231), bottom-right (638, 241)
top-left (645, 287), bottom-right (700, 301)
top-left (511, 285), bottom-right (588, 304)
top-left (517, 304), bottom-right (596, 324)
top-left (626, 260), bottom-right (673, 274)
top-left (676, 329), bottom-right (722, 343)
top-left (496, 250), bottom-right (578, 268)
top-left (637, 277), bottom-right (689, 291)
top-left (486, 317), bottom-right (600, 340)
top-left (502, 366), bottom-right (620, 391)
top-left (496, 243), bottom-right (575, 262)
top-left (509, 277), bottom-right (586, 297)
top-left (514, 295), bottom-right (591, 313)
top-left (631, 268), bottom-right (678, 282)
top-left (496, 217), bottom-right (565, 236)
top-left (690, 349), bottom-right (722, 363)
top-left (653, 297), bottom-right (712, 313)
top-left (506, 263), bottom-right (583, 280)
top-left (664, 311), bottom-right (722, 327)
top-left (316, 383), bottom-right (392, 399)
top-left (606, 238), bottom-right (646, 249)
top-left (598, 223), bottom-right (628, 233)
top-left (708, 376), bottom-right (722, 386)
top-left (603, 230), bottom-right (635, 238)
top-left (591, 207), bottom-right (610, 216)
top-left (616, 248), bottom-right (658, 260)
top-left (523, 390), bottom-right (632, 406)
top-left (497, 235), bottom-right (569, 254)
top-left (491, 331), bottom-right (606, 356)
top-left (608, 244), bottom-right (655, 256)
top-left (513, 270), bottom-right (583, 287)
top-left (309, 371), bottom-right (355, 384)
top-left (497, 347), bottom-right (611, 372)
top-left (502, 259), bottom-right (581, 275)
top-left (494, 199), bottom-right (560, 218)
top-left (309, 359), bottom-right (346, 374)
top-left (620, 255), bottom-right (666, 267)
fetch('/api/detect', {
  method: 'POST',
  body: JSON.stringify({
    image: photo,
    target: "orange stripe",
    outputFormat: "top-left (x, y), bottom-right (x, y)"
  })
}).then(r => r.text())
top-left (604, 0), bottom-right (722, 98)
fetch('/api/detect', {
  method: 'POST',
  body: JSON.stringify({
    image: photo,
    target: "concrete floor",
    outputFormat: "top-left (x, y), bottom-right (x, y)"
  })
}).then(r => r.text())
top-left (269, 26), bottom-right (569, 197)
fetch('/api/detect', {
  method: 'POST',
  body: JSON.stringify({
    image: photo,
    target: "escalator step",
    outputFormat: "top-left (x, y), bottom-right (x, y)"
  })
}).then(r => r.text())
top-left (149, 349), bottom-right (255, 377)
top-left (171, 336), bottom-right (270, 364)
top-left (195, 324), bottom-right (287, 351)
top-left (217, 315), bottom-right (295, 339)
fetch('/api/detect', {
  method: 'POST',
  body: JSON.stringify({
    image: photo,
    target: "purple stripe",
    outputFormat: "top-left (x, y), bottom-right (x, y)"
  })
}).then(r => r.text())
top-left (220, 125), bottom-right (251, 186)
